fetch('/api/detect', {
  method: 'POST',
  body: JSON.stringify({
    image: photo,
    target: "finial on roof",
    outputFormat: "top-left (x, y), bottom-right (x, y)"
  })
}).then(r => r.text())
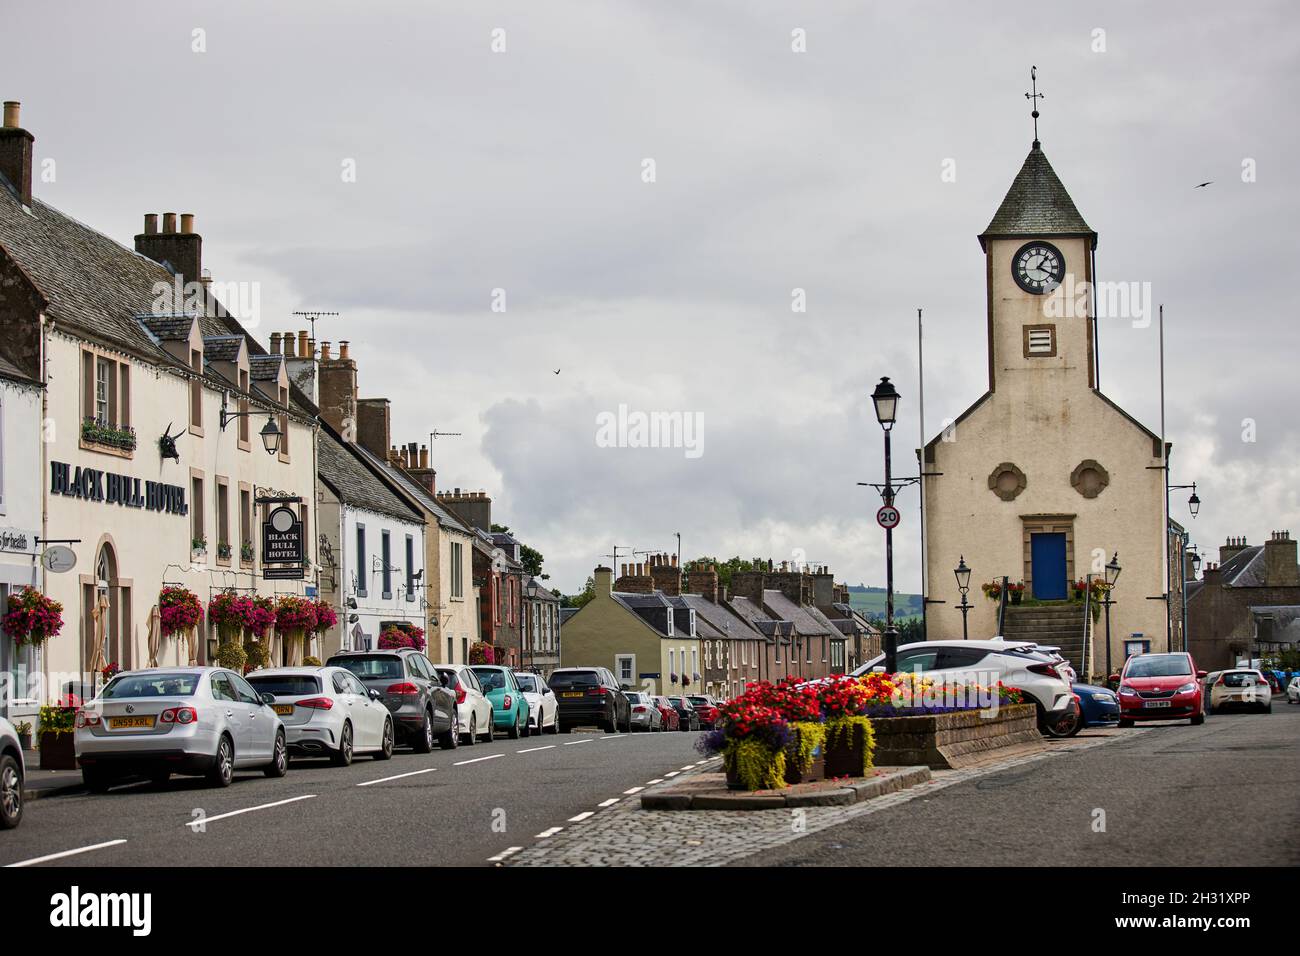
top-left (1024, 65), bottom-right (1044, 149)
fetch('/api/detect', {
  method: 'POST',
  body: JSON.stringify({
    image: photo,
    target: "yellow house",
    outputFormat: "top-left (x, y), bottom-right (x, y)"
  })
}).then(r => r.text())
top-left (559, 565), bottom-right (702, 697)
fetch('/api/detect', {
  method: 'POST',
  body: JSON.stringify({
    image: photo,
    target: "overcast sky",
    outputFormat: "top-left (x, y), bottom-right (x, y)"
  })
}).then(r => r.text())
top-left (7, 1), bottom-right (1299, 595)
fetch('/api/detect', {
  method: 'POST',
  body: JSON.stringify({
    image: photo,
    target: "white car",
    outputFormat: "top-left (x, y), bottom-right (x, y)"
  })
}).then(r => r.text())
top-left (1023, 644), bottom-right (1077, 684)
top-left (246, 667), bottom-right (394, 765)
top-left (852, 638), bottom-right (1078, 736)
top-left (434, 665), bottom-right (495, 745)
top-left (1, 716), bottom-right (24, 829)
top-left (514, 671), bottom-right (560, 734)
top-left (1205, 669), bottom-right (1272, 714)
top-left (1289, 676), bottom-right (1300, 705)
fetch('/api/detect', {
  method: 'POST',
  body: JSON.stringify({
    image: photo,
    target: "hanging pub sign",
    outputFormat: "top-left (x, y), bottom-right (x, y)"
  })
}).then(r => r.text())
top-left (262, 504), bottom-right (304, 579)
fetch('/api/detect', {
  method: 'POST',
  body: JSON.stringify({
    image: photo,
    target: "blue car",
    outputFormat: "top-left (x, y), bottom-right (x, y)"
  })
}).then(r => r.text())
top-left (1073, 682), bottom-right (1120, 727)
top-left (470, 666), bottom-right (532, 739)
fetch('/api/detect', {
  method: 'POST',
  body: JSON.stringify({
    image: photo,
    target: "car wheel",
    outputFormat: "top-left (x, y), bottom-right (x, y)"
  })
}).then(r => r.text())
top-left (464, 714), bottom-right (477, 746)
top-left (264, 731), bottom-right (288, 777)
top-left (508, 711), bottom-right (522, 739)
top-left (438, 713), bottom-right (460, 750)
top-left (1264, 700), bottom-right (1273, 714)
top-left (482, 711), bottom-right (495, 742)
top-left (413, 710), bottom-right (435, 754)
top-left (546, 710), bottom-right (559, 735)
top-left (207, 735), bottom-right (235, 788)
top-left (1117, 718), bottom-right (1134, 728)
top-left (374, 718), bottom-right (394, 760)
top-left (0, 754), bottom-right (23, 829)
top-left (1191, 712), bottom-right (1205, 726)
top-left (1042, 711), bottom-right (1080, 739)
top-left (83, 766), bottom-right (115, 794)
top-left (331, 722), bottom-right (355, 767)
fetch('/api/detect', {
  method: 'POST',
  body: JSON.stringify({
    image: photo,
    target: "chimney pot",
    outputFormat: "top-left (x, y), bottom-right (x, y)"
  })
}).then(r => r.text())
top-left (320, 341), bottom-right (332, 360)
top-left (339, 341), bottom-right (350, 360)
top-left (143, 213), bottom-right (158, 235)
top-left (180, 213), bottom-right (195, 234)
top-left (419, 445), bottom-right (429, 469)
top-left (297, 331), bottom-right (308, 356)
top-left (283, 332), bottom-right (296, 358)
top-left (270, 333), bottom-right (282, 353)
top-left (162, 212), bottom-right (177, 234)
top-left (2, 102), bottom-right (19, 128)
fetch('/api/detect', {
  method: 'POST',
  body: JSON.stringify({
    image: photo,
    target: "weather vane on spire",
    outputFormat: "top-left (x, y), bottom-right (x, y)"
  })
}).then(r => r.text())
top-left (1025, 65), bottom-right (1044, 149)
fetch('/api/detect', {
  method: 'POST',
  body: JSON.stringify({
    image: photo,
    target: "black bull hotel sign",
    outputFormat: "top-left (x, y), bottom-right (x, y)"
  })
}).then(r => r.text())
top-left (49, 461), bottom-right (188, 515)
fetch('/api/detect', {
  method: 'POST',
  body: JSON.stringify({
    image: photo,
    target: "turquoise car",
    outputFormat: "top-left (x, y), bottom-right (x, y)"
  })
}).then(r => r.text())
top-left (470, 666), bottom-right (532, 739)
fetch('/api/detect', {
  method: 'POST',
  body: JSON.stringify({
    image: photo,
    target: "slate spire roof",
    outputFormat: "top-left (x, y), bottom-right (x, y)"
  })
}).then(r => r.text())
top-left (979, 145), bottom-right (1096, 250)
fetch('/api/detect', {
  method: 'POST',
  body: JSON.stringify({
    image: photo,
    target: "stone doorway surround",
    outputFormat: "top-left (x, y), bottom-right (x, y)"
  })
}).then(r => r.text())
top-left (1020, 514), bottom-right (1076, 599)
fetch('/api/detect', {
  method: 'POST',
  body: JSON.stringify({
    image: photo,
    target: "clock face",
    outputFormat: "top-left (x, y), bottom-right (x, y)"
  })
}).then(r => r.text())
top-left (1013, 241), bottom-right (1065, 295)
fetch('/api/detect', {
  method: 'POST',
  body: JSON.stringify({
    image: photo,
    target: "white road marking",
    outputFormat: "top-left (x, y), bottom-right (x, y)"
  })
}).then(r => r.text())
top-left (5, 839), bottom-right (127, 868)
top-left (454, 754), bottom-right (504, 766)
top-left (185, 794), bottom-right (316, 828)
top-left (563, 739), bottom-right (593, 746)
top-left (357, 768), bottom-right (437, 787)
top-left (601, 734), bottom-right (624, 739)
top-left (535, 826), bottom-right (565, 839)
top-left (517, 745), bottom-right (555, 754)
top-left (622, 786), bottom-right (645, 795)
top-left (646, 778), bottom-right (664, 784)
top-left (568, 811), bottom-right (595, 822)
top-left (598, 798), bottom-right (620, 807)
top-left (664, 771), bottom-right (680, 777)
top-left (487, 846), bottom-right (523, 863)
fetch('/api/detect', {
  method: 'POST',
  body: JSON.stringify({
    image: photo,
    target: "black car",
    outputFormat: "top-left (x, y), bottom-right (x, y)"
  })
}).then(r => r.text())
top-left (666, 696), bottom-right (700, 731)
top-left (327, 649), bottom-right (458, 751)
top-left (549, 667), bottom-right (631, 733)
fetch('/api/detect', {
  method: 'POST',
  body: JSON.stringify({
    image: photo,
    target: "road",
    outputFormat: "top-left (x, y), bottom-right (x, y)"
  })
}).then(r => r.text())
top-left (732, 704), bottom-right (1300, 866)
top-left (1, 728), bottom-right (706, 867)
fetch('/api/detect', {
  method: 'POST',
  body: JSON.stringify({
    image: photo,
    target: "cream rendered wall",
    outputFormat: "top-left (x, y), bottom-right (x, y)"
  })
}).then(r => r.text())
top-left (0, 379), bottom-right (44, 721)
top-left (924, 235), bottom-right (1167, 672)
top-left (428, 523), bottom-right (475, 665)
top-left (557, 586), bottom-right (661, 692)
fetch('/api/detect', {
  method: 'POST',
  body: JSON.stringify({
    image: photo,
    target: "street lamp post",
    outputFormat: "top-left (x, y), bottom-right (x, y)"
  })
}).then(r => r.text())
top-left (1102, 552), bottom-right (1121, 680)
top-left (954, 555), bottom-right (972, 641)
top-left (872, 376), bottom-right (900, 673)
top-left (1166, 481), bottom-right (1201, 649)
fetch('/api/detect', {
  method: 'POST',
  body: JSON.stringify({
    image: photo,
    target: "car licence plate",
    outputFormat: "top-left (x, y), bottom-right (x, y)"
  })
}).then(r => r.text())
top-left (1143, 700), bottom-right (1172, 708)
top-left (108, 716), bottom-right (155, 729)
top-left (562, 692), bottom-right (584, 698)
top-left (274, 704), bottom-right (295, 716)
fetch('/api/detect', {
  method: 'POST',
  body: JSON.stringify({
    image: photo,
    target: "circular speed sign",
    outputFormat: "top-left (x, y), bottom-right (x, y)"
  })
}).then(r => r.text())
top-left (876, 505), bottom-right (901, 529)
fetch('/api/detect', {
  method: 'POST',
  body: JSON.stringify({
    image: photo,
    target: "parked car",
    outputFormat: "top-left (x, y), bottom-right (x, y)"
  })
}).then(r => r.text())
top-left (1206, 669), bottom-right (1272, 714)
top-left (513, 671), bottom-right (559, 735)
top-left (852, 638), bottom-right (1079, 737)
top-left (470, 666), bottom-right (532, 739)
top-left (0, 716), bottom-right (24, 830)
top-left (686, 695), bottom-right (720, 729)
top-left (1072, 682), bottom-right (1121, 727)
top-left (549, 667), bottom-right (631, 733)
top-left (1288, 676), bottom-right (1300, 705)
top-left (327, 649), bottom-right (458, 751)
top-left (246, 667), bottom-right (394, 765)
top-left (666, 696), bottom-right (700, 731)
top-left (434, 665), bottom-right (495, 744)
top-left (653, 695), bottom-right (680, 731)
top-left (1115, 652), bottom-right (1207, 726)
top-left (624, 691), bottom-right (663, 732)
top-left (75, 667), bottom-right (287, 790)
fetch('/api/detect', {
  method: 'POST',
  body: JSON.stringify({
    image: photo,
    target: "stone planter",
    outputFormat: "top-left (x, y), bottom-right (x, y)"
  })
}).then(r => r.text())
top-left (870, 703), bottom-right (1042, 770)
top-left (823, 721), bottom-right (873, 778)
top-left (39, 731), bottom-right (78, 771)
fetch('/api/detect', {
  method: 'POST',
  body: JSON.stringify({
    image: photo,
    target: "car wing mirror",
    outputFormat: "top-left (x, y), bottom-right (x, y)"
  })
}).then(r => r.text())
top-left (1196, 670), bottom-right (1207, 679)
top-left (1107, 674), bottom-right (1121, 683)
top-left (261, 693), bottom-right (276, 705)
top-left (368, 689), bottom-right (382, 701)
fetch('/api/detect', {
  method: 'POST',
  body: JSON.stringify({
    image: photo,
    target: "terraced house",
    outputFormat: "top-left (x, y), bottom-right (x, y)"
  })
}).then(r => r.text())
top-left (0, 102), bottom-right (318, 696)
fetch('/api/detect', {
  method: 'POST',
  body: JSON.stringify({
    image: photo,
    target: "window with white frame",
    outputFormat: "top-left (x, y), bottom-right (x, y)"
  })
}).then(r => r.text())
top-left (615, 654), bottom-right (634, 685)
top-left (451, 542), bottom-right (464, 597)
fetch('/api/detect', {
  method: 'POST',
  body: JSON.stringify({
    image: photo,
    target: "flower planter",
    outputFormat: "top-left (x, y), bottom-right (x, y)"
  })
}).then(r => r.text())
top-left (17, 731), bottom-right (32, 750)
top-left (1009, 591), bottom-right (1022, 605)
top-left (823, 721), bottom-right (874, 778)
top-left (39, 731), bottom-right (77, 771)
top-left (870, 703), bottom-right (1042, 770)
top-left (783, 751), bottom-right (825, 785)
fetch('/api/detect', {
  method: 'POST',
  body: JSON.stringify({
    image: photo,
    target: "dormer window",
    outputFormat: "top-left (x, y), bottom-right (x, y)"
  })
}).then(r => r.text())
top-left (665, 609), bottom-right (674, 636)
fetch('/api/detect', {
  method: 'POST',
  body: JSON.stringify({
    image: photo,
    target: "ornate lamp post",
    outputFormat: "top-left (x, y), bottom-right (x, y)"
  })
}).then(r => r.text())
top-left (1102, 552), bottom-right (1121, 680)
top-left (954, 555), bottom-right (972, 641)
top-left (871, 376), bottom-right (900, 673)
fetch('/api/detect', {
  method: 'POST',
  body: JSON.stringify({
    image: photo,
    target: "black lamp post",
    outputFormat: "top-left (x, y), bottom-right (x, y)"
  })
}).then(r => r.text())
top-left (1102, 552), bottom-right (1121, 680)
top-left (871, 376), bottom-right (900, 672)
top-left (954, 555), bottom-right (972, 641)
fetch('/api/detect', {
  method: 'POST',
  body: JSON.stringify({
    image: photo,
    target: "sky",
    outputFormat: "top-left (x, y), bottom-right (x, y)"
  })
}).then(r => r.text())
top-left (6, 1), bottom-right (1299, 596)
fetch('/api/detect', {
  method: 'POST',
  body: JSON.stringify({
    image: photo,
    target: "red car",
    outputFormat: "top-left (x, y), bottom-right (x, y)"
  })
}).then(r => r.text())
top-left (686, 695), bottom-right (720, 729)
top-left (1115, 652), bottom-right (1207, 726)
top-left (653, 695), bottom-right (679, 731)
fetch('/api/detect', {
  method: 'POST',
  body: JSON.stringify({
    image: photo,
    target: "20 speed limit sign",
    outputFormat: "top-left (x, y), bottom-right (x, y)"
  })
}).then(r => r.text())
top-left (876, 505), bottom-right (901, 529)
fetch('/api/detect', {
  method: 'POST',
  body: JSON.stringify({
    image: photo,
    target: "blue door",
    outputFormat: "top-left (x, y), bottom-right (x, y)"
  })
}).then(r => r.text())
top-left (1030, 533), bottom-right (1068, 600)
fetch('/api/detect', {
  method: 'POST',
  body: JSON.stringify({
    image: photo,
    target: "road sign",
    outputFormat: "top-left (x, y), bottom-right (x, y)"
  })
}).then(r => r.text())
top-left (41, 545), bottom-right (77, 573)
top-left (876, 505), bottom-right (901, 529)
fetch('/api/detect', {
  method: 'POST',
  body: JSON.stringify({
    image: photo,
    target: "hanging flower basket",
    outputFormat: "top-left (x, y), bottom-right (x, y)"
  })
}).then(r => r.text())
top-left (980, 581), bottom-right (1003, 602)
top-left (158, 586), bottom-right (203, 638)
top-left (312, 600), bottom-right (338, 634)
top-left (378, 626), bottom-right (425, 651)
top-left (275, 596), bottom-right (318, 666)
top-left (247, 596), bottom-right (276, 639)
top-left (1, 587), bottom-right (65, 646)
top-left (208, 590), bottom-right (255, 643)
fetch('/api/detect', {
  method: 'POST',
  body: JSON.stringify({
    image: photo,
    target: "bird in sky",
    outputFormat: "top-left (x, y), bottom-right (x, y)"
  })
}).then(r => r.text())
top-left (553, 368), bottom-right (561, 375)
top-left (1194, 181), bottom-right (1213, 188)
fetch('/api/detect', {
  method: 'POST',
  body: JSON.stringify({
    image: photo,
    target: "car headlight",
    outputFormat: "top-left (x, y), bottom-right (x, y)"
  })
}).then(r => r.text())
top-left (1175, 682), bottom-right (1198, 695)
top-left (1118, 684), bottom-right (1138, 696)
top-left (1090, 692), bottom-right (1115, 702)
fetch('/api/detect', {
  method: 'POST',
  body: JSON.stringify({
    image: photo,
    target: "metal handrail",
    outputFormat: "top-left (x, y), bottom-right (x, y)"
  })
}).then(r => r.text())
top-left (996, 574), bottom-right (1008, 636)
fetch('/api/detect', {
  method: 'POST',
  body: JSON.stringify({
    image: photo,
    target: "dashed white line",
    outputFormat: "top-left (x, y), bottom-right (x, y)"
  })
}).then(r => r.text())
top-left (563, 739), bottom-right (593, 746)
top-left (622, 786), bottom-right (645, 795)
top-left (646, 778), bottom-right (664, 784)
top-left (517, 745), bottom-right (555, 754)
top-left (664, 771), bottom-right (680, 778)
top-left (186, 794), bottom-right (316, 828)
top-left (5, 839), bottom-right (127, 868)
top-left (454, 754), bottom-right (504, 766)
top-left (601, 734), bottom-right (625, 739)
top-left (357, 768), bottom-right (437, 787)
top-left (487, 846), bottom-right (524, 863)
top-left (568, 811), bottom-right (595, 822)
top-left (534, 826), bottom-right (565, 839)
top-left (598, 798), bottom-right (620, 807)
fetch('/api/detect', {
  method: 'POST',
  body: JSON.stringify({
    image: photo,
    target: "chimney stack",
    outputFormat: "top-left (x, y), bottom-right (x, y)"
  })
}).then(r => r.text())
top-left (0, 102), bottom-right (34, 207)
top-left (684, 565), bottom-right (719, 604)
top-left (136, 211), bottom-right (202, 286)
top-left (651, 552), bottom-right (682, 596)
top-left (318, 337), bottom-right (358, 441)
top-left (614, 561), bottom-right (655, 594)
top-left (1264, 530), bottom-right (1299, 587)
top-left (1220, 536), bottom-right (1249, 566)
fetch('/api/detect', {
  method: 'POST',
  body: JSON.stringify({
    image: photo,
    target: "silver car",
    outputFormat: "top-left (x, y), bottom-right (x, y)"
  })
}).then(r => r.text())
top-left (246, 667), bottom-right (394, 765)
top-left (624, 691), bottom-right (663, 732)
top-left (514, 671), bottom-right (559, 734)
top-left (76, 667), bottom-right (287, 790)
top-left (1, 717), bottom-right (23, 829)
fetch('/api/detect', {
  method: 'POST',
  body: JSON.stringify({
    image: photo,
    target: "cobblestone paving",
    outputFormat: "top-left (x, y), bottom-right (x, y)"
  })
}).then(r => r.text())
top-left (503, 728), bottom-right (1137, 867)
